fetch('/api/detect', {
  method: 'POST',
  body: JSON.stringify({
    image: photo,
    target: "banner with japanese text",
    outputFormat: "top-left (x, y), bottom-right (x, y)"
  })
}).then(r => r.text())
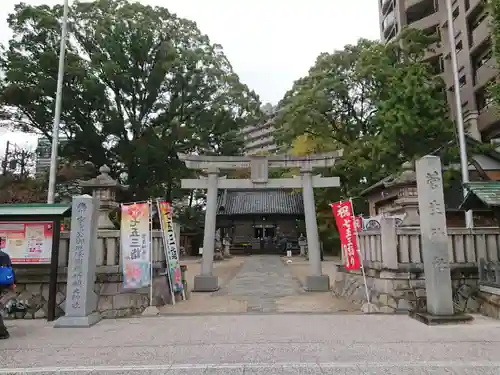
top-left (330, 201), bottom-right (361, 271)
top-left (120, 202), bottom-right (152, 289)
top-left (157, 200), bottom-right (184, 293)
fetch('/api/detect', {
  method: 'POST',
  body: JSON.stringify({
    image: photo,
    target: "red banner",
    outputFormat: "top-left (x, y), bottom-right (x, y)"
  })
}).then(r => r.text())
top-left (330, 201), bottom-right (361, 271)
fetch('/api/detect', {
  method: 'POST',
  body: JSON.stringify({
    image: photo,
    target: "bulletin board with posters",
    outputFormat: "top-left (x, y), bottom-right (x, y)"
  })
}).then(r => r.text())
top-left (0, 221), bottom-right (54, 264)
top-left (0, 203), bottom-right (72, 322)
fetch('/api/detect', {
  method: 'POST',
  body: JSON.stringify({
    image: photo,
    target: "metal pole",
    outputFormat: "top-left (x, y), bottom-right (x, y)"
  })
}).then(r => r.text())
top-left (349, 199), bottom-right (371, 304)
top-left (445, 0), bottom-right (473, 228)
top-left (47, 0), bottom-right (70, 204)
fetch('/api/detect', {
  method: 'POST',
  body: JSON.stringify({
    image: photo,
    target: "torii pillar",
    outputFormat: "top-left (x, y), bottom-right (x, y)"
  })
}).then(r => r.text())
top-left (178, 152), bottom-right (343, 292)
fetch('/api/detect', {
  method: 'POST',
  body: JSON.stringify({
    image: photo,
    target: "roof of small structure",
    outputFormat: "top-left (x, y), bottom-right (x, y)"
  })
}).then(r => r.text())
top-left (460, 182), bottom-right (500, 210)
top-left (0, 204), bottom-right (71, 218)
top-left (360, 136), bottom-right (500, 197)
top-left (217, 189), bottom-right (303, 215)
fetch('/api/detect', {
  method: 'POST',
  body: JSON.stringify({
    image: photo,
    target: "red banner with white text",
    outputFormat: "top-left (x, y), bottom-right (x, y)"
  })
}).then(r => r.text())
top-left (330, 201), bottom-right (361, 271)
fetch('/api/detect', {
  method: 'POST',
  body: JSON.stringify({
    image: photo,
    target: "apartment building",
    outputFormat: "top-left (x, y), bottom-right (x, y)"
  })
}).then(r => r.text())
top-left (240, 104), bottom-right (279, 155)
top-left (379, 0), bottom-right (497, 142)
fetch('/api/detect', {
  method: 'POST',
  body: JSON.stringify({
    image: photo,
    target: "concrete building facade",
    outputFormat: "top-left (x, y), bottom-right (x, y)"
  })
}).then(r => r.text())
top-left (240, 105), bottom-right (279, 155)
top-left (379, 0), bottom-right (497, 141)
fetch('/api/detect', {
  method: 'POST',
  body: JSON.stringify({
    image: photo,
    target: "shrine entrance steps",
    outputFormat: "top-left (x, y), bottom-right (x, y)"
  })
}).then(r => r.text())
top-left (159, 255), bottom-right (358, 315)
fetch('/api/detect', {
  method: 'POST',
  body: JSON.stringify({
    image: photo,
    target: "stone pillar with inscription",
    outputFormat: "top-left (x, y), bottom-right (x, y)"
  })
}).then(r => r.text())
top-left (54, 195), bottom-right (102, 328)
top-left (414, 156), bottom-right (472, 324)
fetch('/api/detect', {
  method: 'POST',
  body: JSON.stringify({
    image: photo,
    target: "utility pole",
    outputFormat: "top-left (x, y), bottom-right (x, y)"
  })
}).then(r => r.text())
top-left (445, 0), bottom-right (473, 229)
top-left (47, 0), bottom-right (70, 204)
top-left (2, 141), bottom-right (10, 175)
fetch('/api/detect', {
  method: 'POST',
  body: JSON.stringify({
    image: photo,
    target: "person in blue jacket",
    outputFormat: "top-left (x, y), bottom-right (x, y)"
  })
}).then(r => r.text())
top-left (0, 249), bottom-right (15, 339)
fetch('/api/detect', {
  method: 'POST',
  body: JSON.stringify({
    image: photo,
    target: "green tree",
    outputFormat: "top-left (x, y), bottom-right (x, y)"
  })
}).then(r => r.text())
top-left (276, 28), bottom-right (454, 197)
top-left (275, 28), bottom-right (455, 252)
top-left (0, 0), bottom-right (261, 200)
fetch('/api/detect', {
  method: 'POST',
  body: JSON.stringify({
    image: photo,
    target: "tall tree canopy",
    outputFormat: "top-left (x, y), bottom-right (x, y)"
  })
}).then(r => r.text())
top-left (274, 28), bottom-right (456, 251)
top-left (0, 0), bottom-right (261, 199)
top-left (275, 28), bottom-right (455, 197)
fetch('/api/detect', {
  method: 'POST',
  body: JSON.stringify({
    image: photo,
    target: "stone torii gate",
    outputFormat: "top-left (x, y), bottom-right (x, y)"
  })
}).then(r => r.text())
top-left (178, 151), bottom-right (343, 292)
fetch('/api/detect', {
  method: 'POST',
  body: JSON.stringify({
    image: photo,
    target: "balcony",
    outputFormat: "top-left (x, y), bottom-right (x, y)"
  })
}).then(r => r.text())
top-left (409, 11), bottom-right (440, 31)
top-left (243, 126), bottom-right (274, 141)
top-left (470, 15), bottom-right (491, 50)
top-left (423, 41), bottom-right (440, 61)
top-left (478, 104), bottom-right (499, 133)
top-left (382, 10), bottom-right (396, 31)
top-left (466, 0), bottom-right (482, 16)
top-left (380, 0), bottom-right (393, 14)
top-left (406, 0), bottom-right (438, 25)
top-left (405, 0), bottom-right (429, 10)
top-left (245, 135), bottom-right (275, 150)
top-left (474, 58), bottom-right (496, 89)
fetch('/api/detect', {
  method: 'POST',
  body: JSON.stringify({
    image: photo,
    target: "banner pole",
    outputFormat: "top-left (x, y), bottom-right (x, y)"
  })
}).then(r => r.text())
top-left (148, 200), bottom-right (154, 307)
top-left (350, 198), bottom-right (371, 304)
top-left (157, 199), bottom-right (176, 305)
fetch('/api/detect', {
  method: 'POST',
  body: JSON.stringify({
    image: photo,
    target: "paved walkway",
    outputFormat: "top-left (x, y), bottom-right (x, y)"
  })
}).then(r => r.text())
top-left (214, 255), bottom-right (304, 312)
top-left (2, 314), bottom-right (500, 373)
top-left (160, 255), bottom-right (357, 315)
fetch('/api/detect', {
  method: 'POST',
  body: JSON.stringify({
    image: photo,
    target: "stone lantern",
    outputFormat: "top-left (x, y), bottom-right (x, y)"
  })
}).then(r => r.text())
top-left (393, 161), bottom-right (420, 227)
top-left (80, 165), bottom-right (125, 229)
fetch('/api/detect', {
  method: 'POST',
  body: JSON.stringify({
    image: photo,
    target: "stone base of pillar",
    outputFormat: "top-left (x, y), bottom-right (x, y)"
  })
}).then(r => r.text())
top-left (193, 275), bottom-right (219, 292)
top-left (54, 312), bottom-right (102, 328)
top-left (305, 275), bottom-right (330, 292)
top-left (410, 312), bottom-right (473, 326)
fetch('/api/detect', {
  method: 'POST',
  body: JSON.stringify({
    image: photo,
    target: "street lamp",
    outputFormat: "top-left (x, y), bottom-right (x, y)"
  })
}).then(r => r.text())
top-left (47, 0), bottom-right (70, 204)
top-left (444, 0), bottom-right (473, 228)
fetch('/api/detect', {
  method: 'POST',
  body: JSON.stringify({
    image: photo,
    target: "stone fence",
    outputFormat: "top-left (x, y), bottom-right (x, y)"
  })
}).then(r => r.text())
top-left (358, 223), bottom-right (500, 270)
top-left (56, 230), bottom-right (167, 268)
top-left (5, 230), bottom-right (171, 320)
top-left (333, 218), bottom-right (499, 314)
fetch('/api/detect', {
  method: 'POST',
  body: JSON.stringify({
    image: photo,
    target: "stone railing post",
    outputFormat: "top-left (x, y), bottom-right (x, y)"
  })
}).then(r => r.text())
top-left (380, 217), bottom-right (398, 269)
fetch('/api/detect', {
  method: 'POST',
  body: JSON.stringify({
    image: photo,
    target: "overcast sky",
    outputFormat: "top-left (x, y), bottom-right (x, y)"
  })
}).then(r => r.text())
top-left (0, 0), bottom-right (380, 153)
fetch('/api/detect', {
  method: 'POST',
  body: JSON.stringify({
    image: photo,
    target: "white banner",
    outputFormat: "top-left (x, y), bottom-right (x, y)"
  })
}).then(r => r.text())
top-left (120, 202), bottom-right (152, 289)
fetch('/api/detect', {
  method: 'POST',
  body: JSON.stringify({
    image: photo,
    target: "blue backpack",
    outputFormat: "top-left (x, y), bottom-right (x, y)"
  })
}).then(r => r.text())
top-left (0, 266), bottom-right (14, 287)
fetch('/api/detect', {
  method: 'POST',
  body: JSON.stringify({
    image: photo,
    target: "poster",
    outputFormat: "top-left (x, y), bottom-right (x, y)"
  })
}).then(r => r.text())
top-left (0, 222), bottom-right (53, 264)
top-left (330, 201), bottom-right (361, 271)
top-left (120, 202), bottom-right (152, 289)
top-left (157, 200), bottom-right (184, 293)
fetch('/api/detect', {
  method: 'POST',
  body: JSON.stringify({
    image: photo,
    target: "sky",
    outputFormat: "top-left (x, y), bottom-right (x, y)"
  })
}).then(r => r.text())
top-left (0, 0), bottom-right (380, 154)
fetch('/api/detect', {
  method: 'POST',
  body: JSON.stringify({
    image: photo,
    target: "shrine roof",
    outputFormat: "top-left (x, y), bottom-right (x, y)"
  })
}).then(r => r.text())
top-left (360, 136), bottom-right (500, 197)
top-left (217, 189), bottom-right (303, 215)
top-left (460, 182), bottom-right (500, 210)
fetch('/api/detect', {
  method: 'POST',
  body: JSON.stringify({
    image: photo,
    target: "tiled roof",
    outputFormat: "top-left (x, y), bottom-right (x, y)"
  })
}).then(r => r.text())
top-left (360, 135), bottom-right (500, 197)
top-left (460, 182), bottom-right (500, 209)
top-left (217, 189), bottom-right (303, 215)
